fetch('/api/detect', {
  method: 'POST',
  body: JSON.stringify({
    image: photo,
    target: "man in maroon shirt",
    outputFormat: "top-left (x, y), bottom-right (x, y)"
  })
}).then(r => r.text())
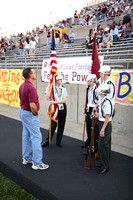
top-left (19, 68), bottom-right (49, 170)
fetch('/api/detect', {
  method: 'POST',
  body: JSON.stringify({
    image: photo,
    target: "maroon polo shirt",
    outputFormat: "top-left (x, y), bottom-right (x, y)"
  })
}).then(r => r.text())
top-left (19, 80), bottom-right (40, 111)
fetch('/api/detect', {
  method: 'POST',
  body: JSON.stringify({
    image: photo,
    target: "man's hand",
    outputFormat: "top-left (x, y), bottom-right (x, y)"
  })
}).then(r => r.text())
top-left (100, 131), bottom-right (104, 137)
top-left (50, 100), bottom-right (55, 104)
top-left (30, 102), bottom-right (38, 116)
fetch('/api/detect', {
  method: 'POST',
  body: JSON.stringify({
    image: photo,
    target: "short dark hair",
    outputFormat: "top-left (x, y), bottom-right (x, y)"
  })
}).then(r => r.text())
top-left (22, 68), bottom-right (32, 79)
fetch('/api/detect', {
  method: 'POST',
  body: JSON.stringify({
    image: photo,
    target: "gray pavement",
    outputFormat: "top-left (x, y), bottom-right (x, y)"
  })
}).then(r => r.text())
top-left (0, 103), bottom-right (133, 157)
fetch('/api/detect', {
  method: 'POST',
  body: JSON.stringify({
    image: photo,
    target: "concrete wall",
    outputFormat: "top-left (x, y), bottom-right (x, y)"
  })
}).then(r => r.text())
top-left (35, 69), bottom-right (133, 136)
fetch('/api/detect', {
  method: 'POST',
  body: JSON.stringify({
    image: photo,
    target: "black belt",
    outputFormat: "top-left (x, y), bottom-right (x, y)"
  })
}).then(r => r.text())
top-left (22, 108), bottom-right (31, 112)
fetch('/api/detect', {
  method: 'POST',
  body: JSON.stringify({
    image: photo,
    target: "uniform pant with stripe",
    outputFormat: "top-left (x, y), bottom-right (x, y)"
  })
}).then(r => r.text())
top-left (99, 121), bottom-right (112, 170)
top-left (45, 103), bottom-right (67, 145)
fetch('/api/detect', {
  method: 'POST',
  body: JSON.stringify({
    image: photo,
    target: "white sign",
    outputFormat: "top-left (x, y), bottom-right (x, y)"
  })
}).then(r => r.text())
top-left (42, 56), bottom-right (103, 84)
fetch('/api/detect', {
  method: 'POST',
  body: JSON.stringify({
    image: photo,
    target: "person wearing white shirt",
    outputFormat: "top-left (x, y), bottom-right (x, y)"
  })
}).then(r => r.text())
top-left (97, 83), bottom-right (114, 174)
top-left (30, 36), bottom-right (36, 58)
top-left (110, 25), bottom-right (119, 42)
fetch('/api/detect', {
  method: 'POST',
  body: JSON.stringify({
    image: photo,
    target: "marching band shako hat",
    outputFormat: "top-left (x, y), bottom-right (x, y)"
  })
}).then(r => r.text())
top-left (98, 83), bottom-right (110, 95)
top-left (98, 65), bottom-right (111, 75)
top-left (56, 74), bottom-right (63, 80)
top-left (87, 74), bottom-right (97, 82)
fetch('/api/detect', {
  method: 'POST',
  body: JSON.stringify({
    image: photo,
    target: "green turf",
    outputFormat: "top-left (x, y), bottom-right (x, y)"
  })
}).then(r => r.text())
top-left (0, 172), bottom-right (38, 200)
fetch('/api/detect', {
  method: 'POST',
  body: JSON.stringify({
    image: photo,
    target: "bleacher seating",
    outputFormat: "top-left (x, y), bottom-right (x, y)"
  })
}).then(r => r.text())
top-left (0, 36), bottom-right (133, 70)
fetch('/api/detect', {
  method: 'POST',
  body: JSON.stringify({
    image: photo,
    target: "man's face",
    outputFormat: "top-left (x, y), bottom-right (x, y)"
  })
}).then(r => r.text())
top-left (56, 79), bottom-right (62, 85)
top-left (100, 72), bottom-right (104, 79)
top-left (30, 69), bottom-right (36, 80)
top-left (87, 80), bottom-right (92, 86)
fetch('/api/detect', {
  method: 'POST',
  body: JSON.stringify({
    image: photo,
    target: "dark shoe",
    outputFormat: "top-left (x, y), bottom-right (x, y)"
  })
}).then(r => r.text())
top-left (42, 141), bottom-right (49, 147)
top-left (97, 167), bottom-right (109, 174)
top-left (83, 151), bottom-right (89, 156)
top-left (80, 144), bottom-right (88, 148)
top-left (56, 143), bottom-right (63, 148)
top-left (96, 161), bottom-right (101, 167)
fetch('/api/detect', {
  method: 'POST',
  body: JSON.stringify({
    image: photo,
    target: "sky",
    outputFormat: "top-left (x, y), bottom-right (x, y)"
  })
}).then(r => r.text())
top-left (0, 0), bottom-right (89, 37)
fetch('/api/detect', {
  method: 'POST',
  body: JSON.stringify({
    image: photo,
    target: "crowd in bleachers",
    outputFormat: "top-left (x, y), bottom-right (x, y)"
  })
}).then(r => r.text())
top-left (84, 8), bottom-right (133, 51)
top-left (0, 0), bottom-right (133, 59)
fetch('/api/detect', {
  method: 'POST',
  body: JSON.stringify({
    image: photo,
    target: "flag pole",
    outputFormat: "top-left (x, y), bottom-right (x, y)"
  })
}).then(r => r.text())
top-left (82, 115), bottom-right (86, 141)
top-left (49, 90), bottom-right (52, 143)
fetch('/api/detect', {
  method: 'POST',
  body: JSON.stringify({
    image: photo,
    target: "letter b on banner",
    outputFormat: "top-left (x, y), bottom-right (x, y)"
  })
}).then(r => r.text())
top-left (118, 72), bottom-right (131, 98)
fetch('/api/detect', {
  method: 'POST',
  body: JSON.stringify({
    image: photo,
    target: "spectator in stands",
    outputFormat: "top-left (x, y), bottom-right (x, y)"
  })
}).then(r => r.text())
top-left (97, 24), bottom-right (102, 33)
top-left (35, 34), bottom-right (39, 44)
top-left (67, 30), bottom-right (75, 43)
top-left (0, 38), bottom-right (7, 58)
top-left (85, 14), bottom-right (90, 25)
top-left (109, 7), bottom-right (116, 20)
top-left (104, 24), bottom-right (111, 32)
top-left (117, 20), bottom-right (124, 37)
top-left (24, 37), bottom-right (30, 59)
top-left (30, 36), bottom-right (36, 58)
top-left (58, 26), bottom-right (63, 41)
top-left (74, 10), bottom-right (79, 25)
top-left (8, 40), bottom-right (15, 50)
top-left (85, 29), bottom-right (94, 49)
top-left (61, 33), bottom-right (69, 44)
top-left (110, 24), bottom-right (119, 42)
top-left (46, 28), bottom-right (51, 47)
top-left (123, 14), bottom-right (131, 25)
top-left (19, 38), bottom-right (24, 61)
top-left (99, 31), bottom-right (113, 50)
top-left (55, 30), bottom-right (60, 45)
top-left (78, 14), bottom-right (85, 26)
top-left (123, 22), bottom-right (133, 38)
top-left (96, 30), bottom-right (103, 46)
top-left (62, 26), bottom-right (68, 39)
top-left (129, 3), bottom-right (133, 14)
top-left (101, 4), bottom-right (107, 21)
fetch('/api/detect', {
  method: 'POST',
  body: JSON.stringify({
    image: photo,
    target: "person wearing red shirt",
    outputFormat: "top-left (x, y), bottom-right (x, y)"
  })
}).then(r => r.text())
top-left (19, 68), bottom-right (49, 170)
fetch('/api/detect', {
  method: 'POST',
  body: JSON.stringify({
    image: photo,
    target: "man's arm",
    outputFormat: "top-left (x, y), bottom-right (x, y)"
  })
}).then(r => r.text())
top-left (50, 97), bottom-right (67, 105)
top-left (30, 102), bottom-right (38, 116)
top-left (100, 114), bottom-right (111, 137)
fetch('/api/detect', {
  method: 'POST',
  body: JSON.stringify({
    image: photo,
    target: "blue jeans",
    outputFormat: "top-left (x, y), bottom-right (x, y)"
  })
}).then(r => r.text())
top-left (19, 49), bottom-right (23, 60)
top-left (113, 35), bottom-right (119, 42)
top-left (19, 108), bottom-right (43, 165)
top-left (47, 37), bottom-right (50, 47)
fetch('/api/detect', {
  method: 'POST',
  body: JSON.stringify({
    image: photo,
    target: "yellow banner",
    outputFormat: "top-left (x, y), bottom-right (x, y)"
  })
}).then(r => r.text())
top-left (111, 71), bottom-right (133, 105)
top-left (0, 69), bottom-right (24, 107)
top-left (0, 70), bottom-right (133, 107)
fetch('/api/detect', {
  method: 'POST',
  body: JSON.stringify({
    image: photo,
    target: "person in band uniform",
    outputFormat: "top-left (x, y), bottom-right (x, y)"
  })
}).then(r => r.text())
top-left (42, 74), bottom-right (67, 148)
top-left (96, 83), bottom-right (114, 174)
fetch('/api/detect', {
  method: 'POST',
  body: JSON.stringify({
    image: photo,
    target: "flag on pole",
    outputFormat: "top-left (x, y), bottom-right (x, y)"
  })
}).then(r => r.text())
top-left (91, 33), bottom-right (100, 79)
top-left (84, 32), bottom-right (101, 114)
top-left (47, 29), bottom-right (58, 122)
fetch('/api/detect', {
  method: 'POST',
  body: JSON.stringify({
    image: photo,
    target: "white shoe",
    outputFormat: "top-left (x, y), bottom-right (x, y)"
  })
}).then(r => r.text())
top-left (32, 163), bottom-right (49, 170)
top-left (22, 158), bottom-right (33, 165)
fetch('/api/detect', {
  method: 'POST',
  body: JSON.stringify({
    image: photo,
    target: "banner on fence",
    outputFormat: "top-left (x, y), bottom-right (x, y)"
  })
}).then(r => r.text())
top-left (42, 56), bottom-right (104, 84)
top-left (0, 69), bottom-right (133, 107)
top-left (0, 69), bottom-right (24, 107)
top-left (111, 71), bottom-right (133, 105)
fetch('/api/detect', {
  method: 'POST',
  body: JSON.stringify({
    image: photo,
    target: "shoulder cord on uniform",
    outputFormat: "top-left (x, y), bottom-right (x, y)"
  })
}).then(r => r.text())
top-left (101, 98), bottom-right (113, 118)
top-left (84, 86), bottom-right (89, 114)
top-left (107, 81), bottom-right (115, 99)
top-left (93, 86), bottom-right (98, 104)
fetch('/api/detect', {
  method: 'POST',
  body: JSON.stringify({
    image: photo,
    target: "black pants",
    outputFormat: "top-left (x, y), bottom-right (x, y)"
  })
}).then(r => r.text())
top-left (85, 108), bottom-right (99, 153)
top-left (45, 103), bottom-right (67, 145)
top-left (99, 121), bottom-right (112, 169)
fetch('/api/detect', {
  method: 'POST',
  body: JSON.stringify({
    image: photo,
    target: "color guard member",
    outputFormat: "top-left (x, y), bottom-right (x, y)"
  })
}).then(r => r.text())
top-left (42, 74), bottom-right (67, 148)
top-left (97, 83), bottom-right (114, 174)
